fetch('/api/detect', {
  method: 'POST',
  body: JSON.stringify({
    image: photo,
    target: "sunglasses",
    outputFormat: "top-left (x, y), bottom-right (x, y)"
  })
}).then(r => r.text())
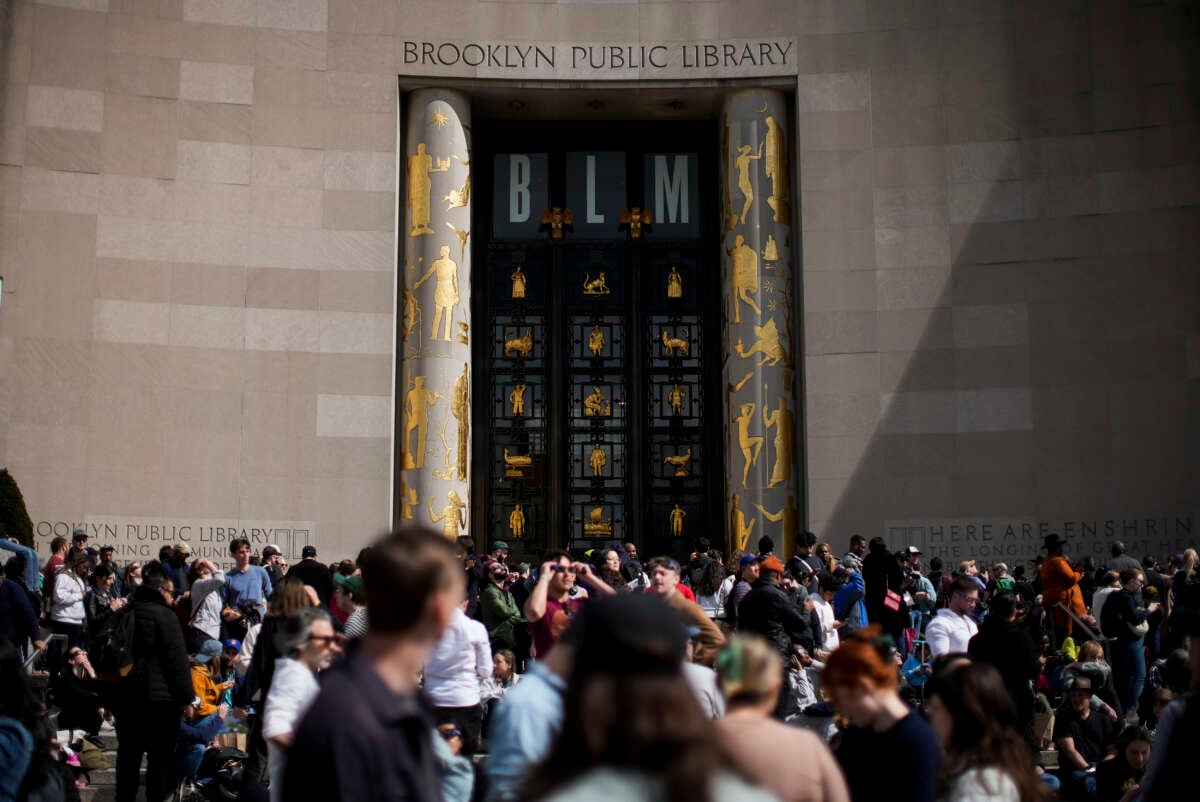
top-left (438, 727), bottom-right (463, 740)
top-left (308, 635), bottom-right (336, 645)
top-left (550, 565), bottom-right (579, 574)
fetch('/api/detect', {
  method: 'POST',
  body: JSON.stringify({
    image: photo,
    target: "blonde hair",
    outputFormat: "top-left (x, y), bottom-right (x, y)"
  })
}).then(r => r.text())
top-left (1183, 548), bottom-right (1198, 582)
top-left (715, 635), bottom-right (784, 706)
top-left (1078, 640), bottom-right (1104, 662)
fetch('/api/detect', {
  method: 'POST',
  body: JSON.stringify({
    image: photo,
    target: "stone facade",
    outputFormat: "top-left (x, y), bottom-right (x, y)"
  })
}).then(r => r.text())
top-left (0, 0), bottom-right (1196, 565)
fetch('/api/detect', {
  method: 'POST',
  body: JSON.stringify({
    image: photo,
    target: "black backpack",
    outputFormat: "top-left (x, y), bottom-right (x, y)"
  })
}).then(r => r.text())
top-left (92, 604), bottom-right (136, 681)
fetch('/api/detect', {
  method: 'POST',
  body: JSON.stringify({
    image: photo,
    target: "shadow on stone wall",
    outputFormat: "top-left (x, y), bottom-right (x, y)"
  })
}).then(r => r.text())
top-left (814, 0), bottom-right (1200, 561)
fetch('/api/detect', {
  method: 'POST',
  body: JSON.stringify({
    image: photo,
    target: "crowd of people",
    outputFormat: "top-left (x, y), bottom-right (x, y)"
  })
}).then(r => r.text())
top-left (0, 524), bottom-right (1197, 802)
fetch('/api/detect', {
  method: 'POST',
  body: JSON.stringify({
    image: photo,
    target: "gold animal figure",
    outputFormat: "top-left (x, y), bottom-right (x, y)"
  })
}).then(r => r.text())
top-left (663, 447), bottom-right (692, 477)
top-left (734, 318), bottom-right (787, 366)
top-left (582, 271), bottom-right (611, 295)
top-left (661, 328), bottom-right (689, 357)
top-left (504, 330), bottom-right (533, 358)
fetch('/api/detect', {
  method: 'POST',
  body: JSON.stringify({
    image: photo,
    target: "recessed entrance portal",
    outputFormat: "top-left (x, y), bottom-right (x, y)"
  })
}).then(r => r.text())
top-left (473, 121), bottom-right (723, 560)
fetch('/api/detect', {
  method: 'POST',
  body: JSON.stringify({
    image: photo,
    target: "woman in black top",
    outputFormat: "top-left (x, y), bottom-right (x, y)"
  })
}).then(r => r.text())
top-left (1096, 725), bottom-right (1152, 802)
top-left (1101, 568), bottom-right (1160, 714)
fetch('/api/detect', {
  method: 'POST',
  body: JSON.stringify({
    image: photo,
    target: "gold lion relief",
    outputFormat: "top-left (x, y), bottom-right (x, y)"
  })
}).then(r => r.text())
top-left (734, 318), bottom-right (787, 367)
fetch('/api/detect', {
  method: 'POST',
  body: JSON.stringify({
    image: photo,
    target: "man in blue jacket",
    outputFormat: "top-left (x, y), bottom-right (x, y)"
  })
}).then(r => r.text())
top-left (832, 565), bottom-right (867, 635)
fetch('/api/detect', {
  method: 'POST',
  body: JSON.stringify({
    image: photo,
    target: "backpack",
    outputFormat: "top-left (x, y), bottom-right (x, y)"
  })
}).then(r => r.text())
top-left (91, 604), bottom-right (136, 681)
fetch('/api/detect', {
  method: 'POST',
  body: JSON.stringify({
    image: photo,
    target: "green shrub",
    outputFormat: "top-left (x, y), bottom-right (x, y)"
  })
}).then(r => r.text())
top-left (0, 468), bottom-right (35, 547)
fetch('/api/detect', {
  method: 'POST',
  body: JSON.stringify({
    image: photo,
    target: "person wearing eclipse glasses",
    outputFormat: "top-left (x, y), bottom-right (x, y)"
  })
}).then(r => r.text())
top-left (524, 550), bottom-right (615, 659)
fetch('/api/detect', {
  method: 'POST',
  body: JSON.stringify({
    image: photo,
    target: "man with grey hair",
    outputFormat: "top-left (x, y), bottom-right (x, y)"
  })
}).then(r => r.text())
top-left (263, 607), bottom-right (337, 802)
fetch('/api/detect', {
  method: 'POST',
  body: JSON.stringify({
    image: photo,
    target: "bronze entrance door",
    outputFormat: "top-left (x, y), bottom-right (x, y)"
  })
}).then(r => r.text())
top-left (473, 121), bottom-right (724, 561)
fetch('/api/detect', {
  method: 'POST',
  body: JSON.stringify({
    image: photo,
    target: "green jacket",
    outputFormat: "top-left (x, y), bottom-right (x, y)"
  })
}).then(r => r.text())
top-left (479, 583), bottom-right (522, 647)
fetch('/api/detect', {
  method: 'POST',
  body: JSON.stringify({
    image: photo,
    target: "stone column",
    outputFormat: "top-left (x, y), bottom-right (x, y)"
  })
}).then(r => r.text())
top-left (398, 89), bottom-right (472, 541)
top-left (720, 89), bottom-right (800, 560)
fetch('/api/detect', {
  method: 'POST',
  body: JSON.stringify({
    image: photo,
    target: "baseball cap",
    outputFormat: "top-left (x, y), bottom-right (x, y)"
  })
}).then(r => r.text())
top-left (907, 545), bottom-right (922, 555)
top-left (493, 540), bottom-right (510, 551)
top-left (262, 545), bottom-right (281, 558)
top-left (72, 529), bottom-right (88, 541)
top-left (301, 545), bottom-right (317, 558)
top-left (222, 639), bottom-right (242, 652)
top-left (192, 639), bottom-right (223, 663)
top-left (760, 555), bottom-right (785, 574)
top-left (175, 542), bottom-right (192, 556)
top-left (738, 554), bottom-right (759, 568)
top-left (334, 573), bottom-right (365, 600)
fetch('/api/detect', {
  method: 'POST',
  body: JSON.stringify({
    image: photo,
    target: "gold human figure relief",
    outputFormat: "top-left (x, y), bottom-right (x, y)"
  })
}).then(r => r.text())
top-left (763, 235), bottom-right (780, 263)
top-left (732, 402), bottom-right (764, 489)
top-left (583, 506), bottom-right (612, 536)
top-left (667, 265), bottom-right (683, 298)
top-left (734, 318), bottom-right (788, 367)
top-left (764, 116), bottom-right (790, 223)
top-left (456, 321), bottom-right (469, 345)
top-left (401, 286), bottom-right (421, 343)
top-left (429, 490), bottom-right (467, 540)
top-left (619, 207), bottom-right (652, 239)
top-left (663, 447), bottom-right (692, 477)
top-left (670, 504), bottom-right (687, 538)
top-left (729, 234), bottom-right (761, 324)
top-left (762, 396), bottom-right (795, 488)
top-left (730, 493), bottom-right (757, 552)
top-left (408, 143), bottom-right (449, 237)
top-left (733, 141), bottom-right (763, 225)
top-left (508, 504), bottom-right (526, 539)
top-left (510, 265), bottom-right (527, 299)
top-left (413, 245), bottom-right (459, 341)
top-left (661, 327), bottom-right (689, 357)
top-left (583, 386), bottom-right (610, 417)
top-left (445, 221), bottom-right (470, 263)
top-left (722, 117), bottom-right (738, 231)
top-left (503, 330), bottom-right (533, 358)
top-left (503, 447), bottom-right (532, 477)
top-left (452, 363), bottom-right (469, 481)
top-left (582, 271), bottom-right (611, 295)
top-left (588, 325), bottom-right (605, 357)
top-left (402, 376), bottom-right (441, 469)
top-left (728, 371), bottom-right (754, 394)
top-left (444, 172), bottom-right (470, 210)
top-left (589, 443), bottom-right (607, 476)
top-left (755, 495), bottom-right (798, 558)
top-left (509, 384), bottom-right (526, 416)
top-left (667, 383), bottom-right (686, 416)
top-left (399, 480), bottom-right (418, 520)
top-left (540, 207), bottom-right (574, 239)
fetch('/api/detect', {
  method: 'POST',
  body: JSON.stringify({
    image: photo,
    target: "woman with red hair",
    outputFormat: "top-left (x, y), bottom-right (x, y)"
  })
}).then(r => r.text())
top-left (823, 627), bottom-right (943, 802)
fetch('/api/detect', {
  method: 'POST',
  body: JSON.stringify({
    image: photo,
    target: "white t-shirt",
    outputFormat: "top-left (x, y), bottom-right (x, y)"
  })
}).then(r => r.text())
top-left (1092, 586), bottom-right (1119, 621)
top-left (425, 608), bottom-right (492, 707)
top-left (263, 658), bottom-right (320, 802)
top-left (810, 595), bottom-right (839, 652)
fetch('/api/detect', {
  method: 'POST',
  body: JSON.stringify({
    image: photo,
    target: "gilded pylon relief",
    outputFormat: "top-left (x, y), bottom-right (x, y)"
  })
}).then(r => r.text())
top-left (721, 90), bottom-right (800, 559)
top-left (400, 90), bottom-right (473, 538)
